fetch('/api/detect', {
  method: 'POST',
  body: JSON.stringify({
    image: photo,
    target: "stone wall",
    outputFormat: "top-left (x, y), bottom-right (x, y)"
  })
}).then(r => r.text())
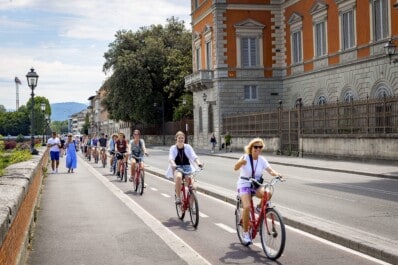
top-left (0, 148), bottom-right (48, 265)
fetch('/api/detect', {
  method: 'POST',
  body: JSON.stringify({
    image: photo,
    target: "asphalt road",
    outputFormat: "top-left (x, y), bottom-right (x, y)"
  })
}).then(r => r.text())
top-left (85, 150), bottom-right (390, 264)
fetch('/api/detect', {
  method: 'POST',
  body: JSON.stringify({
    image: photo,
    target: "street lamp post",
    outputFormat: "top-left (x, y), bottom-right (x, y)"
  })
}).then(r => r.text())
top-left (26, 68), bottom-right (39, 155)
top-left (154, 101), bottom-right (165, 145)
top-left (41, 103), bottom-right (46, 146)
top-left (182, 99), bottom-right (188, 144)
top-left (45, 114), bottom-right (50, 145)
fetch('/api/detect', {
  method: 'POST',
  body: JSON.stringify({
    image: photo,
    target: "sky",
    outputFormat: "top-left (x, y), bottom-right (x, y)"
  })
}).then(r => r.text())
top-left (0, 0), bottom-right (191, 111)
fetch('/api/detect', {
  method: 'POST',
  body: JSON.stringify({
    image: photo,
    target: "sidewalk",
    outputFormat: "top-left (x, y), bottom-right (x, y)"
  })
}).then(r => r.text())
top-left (146, 146), bottom-right (398, 264)
top-left (26, 155), bottom-right (209, 265)
top-left (196, 148), bottom-right (398, 179)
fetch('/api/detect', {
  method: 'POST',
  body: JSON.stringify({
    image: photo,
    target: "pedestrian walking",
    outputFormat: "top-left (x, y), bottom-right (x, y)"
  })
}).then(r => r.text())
top-left (47, 132), bottom-right (61, 173)
top-left (224, 132), bottom-right (232, 152)
top-left (65, 134), bottom-right (77, 173)
top-left (210, 133), bottom-right (217, 153)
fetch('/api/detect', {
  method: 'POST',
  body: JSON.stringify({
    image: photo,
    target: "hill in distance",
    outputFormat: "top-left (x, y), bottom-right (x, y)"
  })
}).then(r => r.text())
top-left (51, 102), bottom-right (87, 121)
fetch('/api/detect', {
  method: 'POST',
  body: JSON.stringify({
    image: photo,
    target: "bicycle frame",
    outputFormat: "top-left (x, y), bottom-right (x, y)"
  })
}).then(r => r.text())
top-left (180, 176), bottom-right (193, 211)
top-left (248, 188), bottom-right (272, 240)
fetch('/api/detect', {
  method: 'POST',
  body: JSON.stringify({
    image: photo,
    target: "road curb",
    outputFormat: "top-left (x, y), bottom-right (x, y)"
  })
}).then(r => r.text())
top-left (145, 166), bottom-right (397, 264)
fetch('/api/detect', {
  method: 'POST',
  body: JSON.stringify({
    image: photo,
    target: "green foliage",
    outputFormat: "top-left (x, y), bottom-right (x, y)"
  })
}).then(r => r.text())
top-left (0, 96), bottom-right (51, 136)
top-left (0, 149), bottom-right (31, 176)
top-left (51, 120), bottom-right (68, 134)
top-left (16, 134), bottom-right (25, 142)
top-left (173, 94), bottom-right (194, 121)
top-left (102, 16), bottom-right (192, 124)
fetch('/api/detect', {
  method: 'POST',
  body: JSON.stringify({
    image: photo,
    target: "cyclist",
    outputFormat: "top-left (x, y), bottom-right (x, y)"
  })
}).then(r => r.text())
top-left (108, 133), bottom-right (118, 172)
top-left (98, 133), bottom-right (107, 165)
top-left (233, 138), bottom-right (282, 245)
top-left (129, 129), bottom-right (148, 182)
top-left (91, 133), bottom-right (99, 163)
top-left (115, 132), bottom-right (128, 177)
top-left (166, 131), bottom-right (203, 205)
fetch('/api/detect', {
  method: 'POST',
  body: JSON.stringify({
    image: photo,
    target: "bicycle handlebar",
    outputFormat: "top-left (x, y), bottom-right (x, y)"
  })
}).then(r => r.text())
top-left (248, 175), bottom-right (285, 187)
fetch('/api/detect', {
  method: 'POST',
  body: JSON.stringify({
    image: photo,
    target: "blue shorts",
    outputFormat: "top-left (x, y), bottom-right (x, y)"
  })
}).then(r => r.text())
top-left (50, 151), bottom-right (60, 161)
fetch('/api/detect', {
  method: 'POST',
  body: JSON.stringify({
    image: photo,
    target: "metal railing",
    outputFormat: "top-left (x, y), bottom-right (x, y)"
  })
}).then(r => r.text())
top-left (223, 95), bottom-right (398, 137)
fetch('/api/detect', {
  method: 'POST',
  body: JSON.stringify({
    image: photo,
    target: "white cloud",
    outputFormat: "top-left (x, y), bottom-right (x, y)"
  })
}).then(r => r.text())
top-left (0, 0), bottom-right (191, 110)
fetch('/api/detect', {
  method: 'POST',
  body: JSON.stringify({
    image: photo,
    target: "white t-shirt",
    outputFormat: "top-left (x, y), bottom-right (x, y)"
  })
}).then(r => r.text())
top-left (237, 154), bottom-right (270, 188)
top-left (47, 137), bottom-right (61, 152)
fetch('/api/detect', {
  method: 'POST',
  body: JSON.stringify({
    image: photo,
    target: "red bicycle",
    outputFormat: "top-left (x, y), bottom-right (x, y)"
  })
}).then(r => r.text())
top-left (235, 176), bottom-right (286, 260)
top-left (131, 155), bottom-right (145, 195)
top-left (175, 168), bottom-right (202, 228)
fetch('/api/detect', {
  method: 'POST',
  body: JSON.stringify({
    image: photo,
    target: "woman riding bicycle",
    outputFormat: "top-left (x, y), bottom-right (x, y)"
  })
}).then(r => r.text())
top-left (166, 131), bottom-right (203, 205)
top-left (129, 129), bottom-right (148, 182)
top-left (108, 133), bottom-right (118, 172)
top-left (233, 138), bottom-right (282, 245)
top-left (115, 132), bottom-right (128, 177)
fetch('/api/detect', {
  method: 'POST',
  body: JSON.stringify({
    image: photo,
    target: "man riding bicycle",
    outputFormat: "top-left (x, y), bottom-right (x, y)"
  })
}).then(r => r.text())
top-left (108, 133), bottom-right (118, 172)
top-left (115, 132), bottom-right (128, 177)
top-left (98, 133), bottom-right (107, 164)
top-left (129, 129), bottom-right (148, 182)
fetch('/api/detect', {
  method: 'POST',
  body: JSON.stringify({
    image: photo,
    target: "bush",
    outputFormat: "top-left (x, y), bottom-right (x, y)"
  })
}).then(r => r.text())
top-left (16, 134), bottom-right (25, 143)
top-left (5, 141), bottom-right (17, 150)
top-left (9, 150), bottom-right (31, 164)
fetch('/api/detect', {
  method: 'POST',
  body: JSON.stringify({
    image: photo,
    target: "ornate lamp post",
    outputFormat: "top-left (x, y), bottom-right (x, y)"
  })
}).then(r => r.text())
top-left (41, 103), bottom-right (46, 146)
top-left (26, 68), bottom-right (39, 155)
top-left (384, 39), bottom-right (397, 64)
top-left (154, 101), bottom-right (165, 145)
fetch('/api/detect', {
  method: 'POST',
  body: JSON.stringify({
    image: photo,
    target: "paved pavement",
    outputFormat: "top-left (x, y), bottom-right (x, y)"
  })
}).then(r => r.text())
top-left (26, 147), bottom-right (398, 265)
top-left (26, 154), bottom-right (210, 265)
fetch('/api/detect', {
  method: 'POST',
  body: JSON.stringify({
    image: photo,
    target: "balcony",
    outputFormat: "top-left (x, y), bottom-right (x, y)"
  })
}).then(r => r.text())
top-left (185, 70), bottom-right (214, 91)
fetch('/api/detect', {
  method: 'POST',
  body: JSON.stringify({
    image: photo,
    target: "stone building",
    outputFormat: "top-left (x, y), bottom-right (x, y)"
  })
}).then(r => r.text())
top-left (185, 0), bottom-right (398, 148)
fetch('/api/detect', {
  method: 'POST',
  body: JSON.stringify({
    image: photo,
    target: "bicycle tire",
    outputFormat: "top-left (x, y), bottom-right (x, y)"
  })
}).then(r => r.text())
top-left (235, 197), bottom-right (247, 246)
top-left (120, 163), bottom-right (125, 181)
top-left (123, 162), bottom-right (128, 182)
top-left (138, 170), bottom-right (145, 195)
top-left (102, 156), bottom-right (106, 168)
top-left (133, 169), bottom-right (139, 192)
top-left (260, 207), bottom-right (286, 260)
top-left (188, 191), bottom-right (199, 228)
top-left (175, 194), bottom-right (185, 220)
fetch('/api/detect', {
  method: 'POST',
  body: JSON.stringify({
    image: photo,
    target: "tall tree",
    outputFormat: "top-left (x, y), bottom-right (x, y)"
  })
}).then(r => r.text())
top-left (102, 17), bottom-right (192, 125)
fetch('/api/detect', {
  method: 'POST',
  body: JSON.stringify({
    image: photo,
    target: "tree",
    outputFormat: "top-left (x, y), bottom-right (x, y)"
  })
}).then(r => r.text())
top-left (0, 105), bottom-right (6, 113)
top-left (25, 96), bottom-right (51, 135)
top-left (102, 17), bottom-right (192, 125)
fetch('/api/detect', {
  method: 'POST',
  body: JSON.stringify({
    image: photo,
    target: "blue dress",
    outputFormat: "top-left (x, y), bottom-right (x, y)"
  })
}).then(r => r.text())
top-left (66, 141), bottom-right (77, 169)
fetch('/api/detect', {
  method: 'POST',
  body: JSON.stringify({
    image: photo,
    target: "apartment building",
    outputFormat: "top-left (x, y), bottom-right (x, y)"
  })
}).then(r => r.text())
top-left (185, 0), bottom-right (398, 147)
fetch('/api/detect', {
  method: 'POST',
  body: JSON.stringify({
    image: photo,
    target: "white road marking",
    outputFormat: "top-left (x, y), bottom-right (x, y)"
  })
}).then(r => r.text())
top-left (161, 193), bottom-right (171, 198)
top-left (199, 212), bottom-right (209, 218)
top-left (151, 187), bottom-right (158, 191)
top-left (215, 223), bottom-right (236, 233)
top-left (286, 226), bottom-right (391, 265)
top-left (84, 159), bottom-right (211, 265)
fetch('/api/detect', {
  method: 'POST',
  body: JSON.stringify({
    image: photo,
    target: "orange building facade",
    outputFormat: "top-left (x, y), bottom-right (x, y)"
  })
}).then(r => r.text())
top-left (185, 0), bottom-right (398, 147)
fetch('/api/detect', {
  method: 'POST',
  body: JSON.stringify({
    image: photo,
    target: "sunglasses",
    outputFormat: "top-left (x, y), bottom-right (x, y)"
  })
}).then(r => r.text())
top-left (253, 145), bottom-right (263, 149)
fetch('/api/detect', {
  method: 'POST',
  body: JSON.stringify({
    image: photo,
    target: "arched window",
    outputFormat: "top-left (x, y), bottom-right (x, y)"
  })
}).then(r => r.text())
top-left (375, 86), bottom-right (392, 99)
top-left (343, 91), bottom-right (354, 102)
top-left (317, 95), bottom-right (327, 105)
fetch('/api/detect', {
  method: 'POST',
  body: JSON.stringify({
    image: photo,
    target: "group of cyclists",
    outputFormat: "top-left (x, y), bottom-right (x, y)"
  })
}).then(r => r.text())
top-left (78, 130), bottom-right (284, 247)
top-left (80, 130), bottom-right (148, 182)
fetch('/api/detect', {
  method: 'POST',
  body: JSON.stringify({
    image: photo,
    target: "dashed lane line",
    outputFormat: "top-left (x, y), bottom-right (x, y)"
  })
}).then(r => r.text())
top-left (84, 159), bottom-right (211, 265)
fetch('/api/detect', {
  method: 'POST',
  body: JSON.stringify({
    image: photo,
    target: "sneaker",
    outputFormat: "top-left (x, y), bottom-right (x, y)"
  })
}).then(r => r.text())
top-left (129, 177), bottom-right (133, 182)
top-left (116, 172), bottom-right (120, 177)
top-left (55, 168), bottom-right (58, 173)
top-left (243, 232), bottom-right (252, 245)
top-left (52, 170), bottom-right (55, 174)
top-left (175, 197), bottom-right (181, 205)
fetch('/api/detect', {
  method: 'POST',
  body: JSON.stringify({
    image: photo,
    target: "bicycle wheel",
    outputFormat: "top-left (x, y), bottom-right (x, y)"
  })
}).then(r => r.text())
top-left (120, 163), bottom-right (125, 181)
top-left (123, 163), bottom-right (128, 182)
top-left (260, 207), bottom-right (286, 260)
top-left (175, 194), bottom-right (185, 220)
top-left (138, 170), bottom-right (145, 195)
top-left (235, 197), bottom-right (246, 246)
top-left (112, 160), bottom-right (117, 175)
top-left (102, 156), bottom-right (106, 168)
top-left (133, 169), bottom-right (139, 192)
top-left (188, 191), bottom-right (199, 228)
